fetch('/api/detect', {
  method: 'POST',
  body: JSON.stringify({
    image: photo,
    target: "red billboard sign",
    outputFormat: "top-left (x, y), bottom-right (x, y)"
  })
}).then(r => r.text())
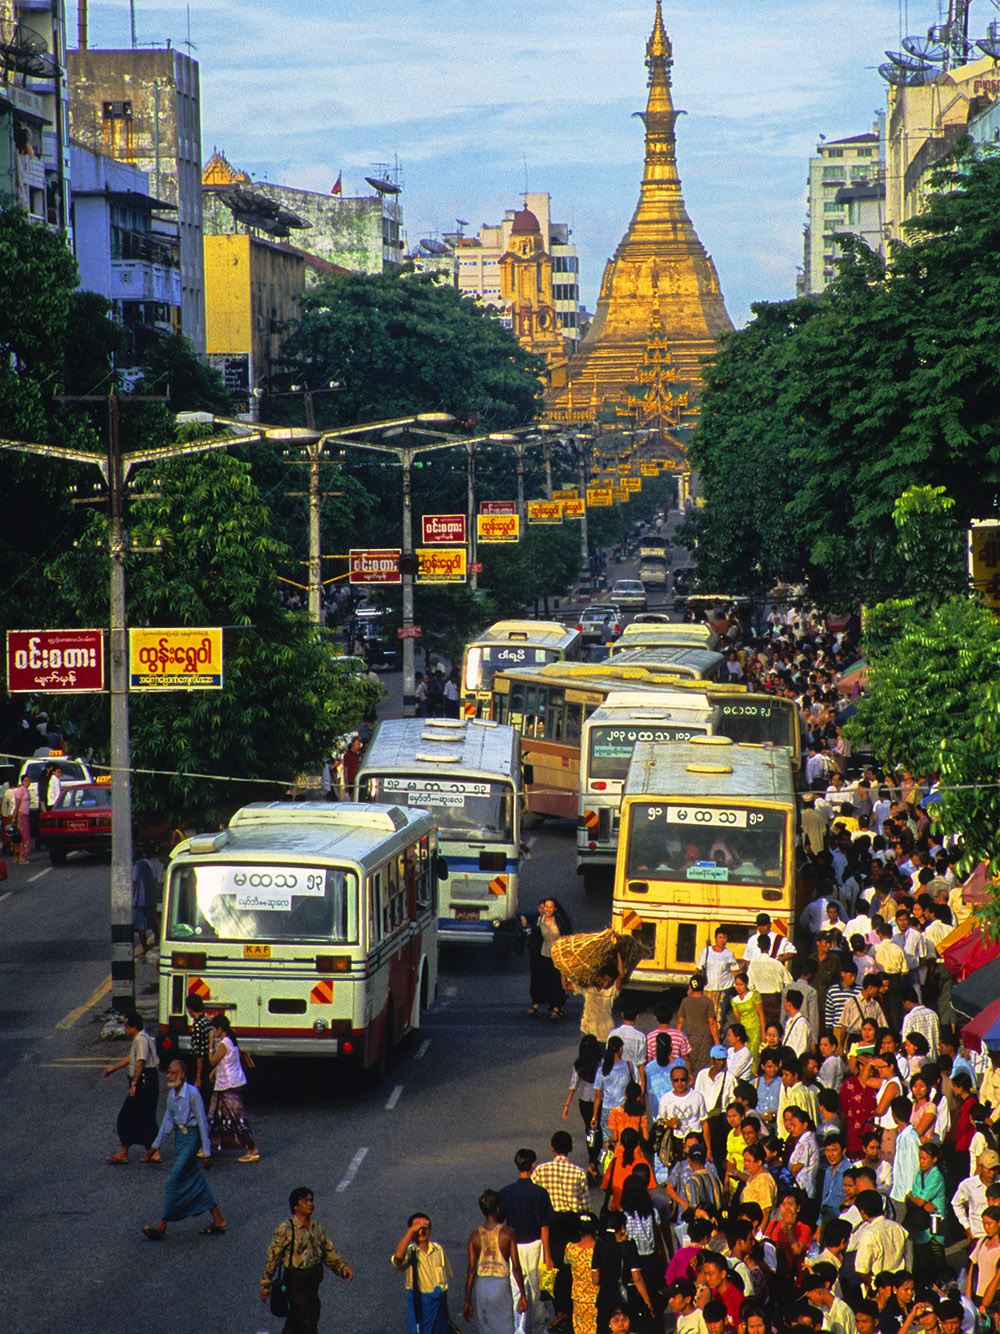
top-left (421, 514), bottom-right (466, 544)
top-left (397, 625), bottom-right (422, 639)
top-left (349, 549), bottom-right (401, 584)
top-left (480, 501), bottom-right (516, 516)
top-left (6, 629), bottom-right (105, 693)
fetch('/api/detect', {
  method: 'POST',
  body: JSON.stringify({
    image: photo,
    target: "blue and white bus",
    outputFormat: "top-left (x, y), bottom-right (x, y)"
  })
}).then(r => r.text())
top-left (357, 718), bottom-right (525, 947)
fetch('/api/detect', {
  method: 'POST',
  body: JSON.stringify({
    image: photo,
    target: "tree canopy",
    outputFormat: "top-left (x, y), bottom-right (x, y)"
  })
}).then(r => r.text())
top-left (684, 147), bottom-right (1000, 607)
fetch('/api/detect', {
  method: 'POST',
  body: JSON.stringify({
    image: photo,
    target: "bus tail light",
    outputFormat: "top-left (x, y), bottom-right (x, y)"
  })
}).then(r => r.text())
top-left (316, 955), bottom-right (351, 973)
top-left (172, 952), bottom-right (206, 970)
top-left (342, 1040), bottom-right (354, 1054)
top-left (591, 781), bottom-right (607, 791)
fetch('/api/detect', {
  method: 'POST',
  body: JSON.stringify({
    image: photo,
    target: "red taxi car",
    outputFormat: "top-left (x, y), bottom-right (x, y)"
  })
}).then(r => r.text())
top-left (39, 781), bottom-right (112, 864)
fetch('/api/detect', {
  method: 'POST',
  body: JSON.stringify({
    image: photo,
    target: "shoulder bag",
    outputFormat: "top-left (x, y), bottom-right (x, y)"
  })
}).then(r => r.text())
top-left (270, 1220), bottom-right (295, 1318)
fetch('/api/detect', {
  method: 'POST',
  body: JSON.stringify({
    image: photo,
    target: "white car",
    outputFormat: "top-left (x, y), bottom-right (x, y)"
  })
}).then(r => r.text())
top-left (578, 606), bottom-right (623, 641)
top-left (609, 579), bottom-right (648, 611)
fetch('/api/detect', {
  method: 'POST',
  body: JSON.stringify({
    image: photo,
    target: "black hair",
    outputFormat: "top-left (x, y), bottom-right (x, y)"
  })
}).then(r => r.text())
top-left (124, 1010), bottom-right (144, 1030)
top-left (551, 1130), bottom-right (573, 1155)
top-left (478, 1188), bottom-right (501, 1216)
top-left (602, 1035), bottom-right (624, 1076)
top-left (290, 1185), bottom-right (314, 1211)
top-left (655, 1032), bottom-right (673, 1066)
top-left (514, 1148), bottom-right (536, 1173)
top-left (575, 1034), bottom-right (602, 1084)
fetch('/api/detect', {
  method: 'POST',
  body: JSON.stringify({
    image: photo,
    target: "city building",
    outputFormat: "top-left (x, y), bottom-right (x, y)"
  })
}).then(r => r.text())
top-left (0, 0), bottom-right (72, 232)
top-left (544, 0), bottom-right (731, 428)
top-left (70, 141), bottom-right (180, 356)
top-left (447, 191), bottom-right (582, 352)
top-left (202, 149), bottom-right (406, 279)
top-left (883, 56), bottom-right (999, 243)
top-left (800, 127), bottom-right (883, 296)
top-left (203, 231), bottom-right (305, 416)
top-left (67, 45), bottom-right (206, 353)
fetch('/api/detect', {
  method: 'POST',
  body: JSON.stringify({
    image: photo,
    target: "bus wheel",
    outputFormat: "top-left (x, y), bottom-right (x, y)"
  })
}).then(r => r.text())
top-left (369, 1000), bottom-right (394, 1084)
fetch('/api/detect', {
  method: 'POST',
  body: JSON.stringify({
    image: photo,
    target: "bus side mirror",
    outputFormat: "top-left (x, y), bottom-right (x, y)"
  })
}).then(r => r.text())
top-left (436, 856), bottom-right (449, 881)
top-left (523, 764), bottom-right (534, 785)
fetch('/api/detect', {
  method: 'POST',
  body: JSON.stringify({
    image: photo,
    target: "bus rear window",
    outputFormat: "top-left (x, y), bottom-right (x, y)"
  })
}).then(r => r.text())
top-left (588, 724), bottom-right (706, 781)
top-left (363, 776), bottom-right (514, 843)
top-left (715, 701), bottom-right (793, 749)
top-left (165, 863), bottom-right (358, 942)
top-left (625, 805), bottom-right (786, 885)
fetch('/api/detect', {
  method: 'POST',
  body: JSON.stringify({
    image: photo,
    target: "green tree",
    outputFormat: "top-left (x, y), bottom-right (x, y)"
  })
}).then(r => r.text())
top-left (48, 451), bottom-right (380, 823)
top-left (845, 595), bottom-right (1000, 778)
top-left (133, 332), bottom-right (232, 415)
top-left (890, 484), bottom-right (967, 611)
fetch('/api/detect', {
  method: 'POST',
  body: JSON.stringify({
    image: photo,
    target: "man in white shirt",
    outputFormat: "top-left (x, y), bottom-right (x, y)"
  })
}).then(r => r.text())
top-left (607, 1002), bottom-right (648, 1073)
top-left (851, 1191), bottom-right (911, 1291)
top-left (951, 1150), bottom-right (1000, 1243)
top-left (697, 928), bottom-right (737, 1026)
top-left (900, 990), bottom-right (939, 1056)
top-left (783, 990), bottom-right (811, 1058)
top-left (658, 1066), bottom-right (710, 1157)
top-left (742, 913), bottom-right (795, 964)
top-left (802, 1262), bottom-right (857, 1334)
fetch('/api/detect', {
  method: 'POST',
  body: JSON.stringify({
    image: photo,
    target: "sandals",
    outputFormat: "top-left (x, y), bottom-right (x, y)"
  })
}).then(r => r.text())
top-left (199, 1223), bottom-right (227, 1236)
top-left (106, 1152), bottom-right (129, 1164)
top-left (528, 1006), bottom-right (541, 1018)
top-left (142, 1226), bottom-right (166, 1242)
top-left (549, 1008), bottom-right (564, 1021)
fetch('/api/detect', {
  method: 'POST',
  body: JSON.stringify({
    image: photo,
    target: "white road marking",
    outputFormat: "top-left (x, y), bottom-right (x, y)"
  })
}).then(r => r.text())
top-left (385, 1084), bottom-right (404, 1110)
top-left (0, 891), bottom-right (12, 906)
top-left (336, 1147), bottom-right (368, 1192)
top-left (28, 869), bottom-right (49, 883)
top-left (414, 1039), bottom-right (431, 1061)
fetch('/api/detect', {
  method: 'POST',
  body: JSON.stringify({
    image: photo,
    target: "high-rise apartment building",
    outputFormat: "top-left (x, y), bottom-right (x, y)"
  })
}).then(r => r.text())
top-left (68, 46), bottom-right (205, 353)
top-left (800, 129), bottom-right (883, 296)
top-left (0, 0), bottom-right (71, 232)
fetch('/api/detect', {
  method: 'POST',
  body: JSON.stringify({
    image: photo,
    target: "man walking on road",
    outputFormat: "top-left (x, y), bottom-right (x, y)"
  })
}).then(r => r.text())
top-left (500, 1149), bottom-right (554, 1334)
top-left (392, 1211), bottom-right (453, 1333)
top-left (532, 1131), bottom-right (589, 1328)
top-left (140, 1059), bottom-right (226, 1241)
top-left (260, 1186), bottom-right (353, 1331)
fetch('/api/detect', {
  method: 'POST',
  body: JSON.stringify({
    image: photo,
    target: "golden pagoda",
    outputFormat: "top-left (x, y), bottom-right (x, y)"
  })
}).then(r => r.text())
top-left (545, 0), bottom-right (732, 426)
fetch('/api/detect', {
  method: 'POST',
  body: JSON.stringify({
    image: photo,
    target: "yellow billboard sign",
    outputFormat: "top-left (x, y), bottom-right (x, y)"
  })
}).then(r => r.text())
top-left (562, 498), bottom-right (585, 518)
top-left (586, 487), bottom-right (613, 507)
top-left (129, 627), bottom-right (223, 690)
top-left (612, 487), bottom-right (630, 502)
top-left (640, 462), bottom-right (660, 476)
top-left (527, 500), bottom-right (563, 525)
top-left (970, 520), bottom-right (1000, 611)
top-left (416, 547), bottom-right (467, 583)
top-left (552, 488), bottom-right (578, 500)
top-left (477, 513), bottom-right (520, 543)
top-left (622, 477), bottom-right (642, 493)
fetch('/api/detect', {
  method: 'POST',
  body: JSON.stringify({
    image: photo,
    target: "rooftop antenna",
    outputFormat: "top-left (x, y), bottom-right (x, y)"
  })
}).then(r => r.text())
top-left (130, 0), bottom-right (136, 50)
top-left (523, 152), bottom-right (529, 194)
top-left (182, 5), bottom-right (197, 54)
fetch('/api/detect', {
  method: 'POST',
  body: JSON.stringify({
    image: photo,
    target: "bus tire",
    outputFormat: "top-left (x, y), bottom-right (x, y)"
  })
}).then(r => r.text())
top-left (369, 1000), bottom-right (394, 1084)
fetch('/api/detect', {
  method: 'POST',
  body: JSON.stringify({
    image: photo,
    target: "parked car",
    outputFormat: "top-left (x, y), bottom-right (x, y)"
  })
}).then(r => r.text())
top-left (577, 605), bottom-right (623, 642)
top-left (609, 579), bottom-right (647, 611)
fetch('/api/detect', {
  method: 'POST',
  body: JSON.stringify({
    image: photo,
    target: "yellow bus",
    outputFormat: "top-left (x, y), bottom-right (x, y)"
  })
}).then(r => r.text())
top-left (461, 619), bottom-right (582, 718)
top-left (612, 737), bottom-right (800, 987)
top-left (157, 802), bottom-right (441, 1073)
top-left (610, 622), bottom-right (722, 654)
top-left (606, 643), bottom-right (726, 682)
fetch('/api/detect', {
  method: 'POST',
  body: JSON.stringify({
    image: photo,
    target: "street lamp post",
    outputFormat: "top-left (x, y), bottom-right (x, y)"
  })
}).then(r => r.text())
top-left (488, 433), bottom-right (524, 523)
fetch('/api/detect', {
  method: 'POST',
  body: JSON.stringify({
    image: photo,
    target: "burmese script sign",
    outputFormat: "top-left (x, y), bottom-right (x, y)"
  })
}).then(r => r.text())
top-left (970, 520), bottom-right (1000, 612)
top-left (586, 488), bottom-right (613, 508)
top-left (527, 500), bottom-right (563, 525)
top-left (129, 628), bottom-right (223, 690)
top-left (6, 629), bottom-right (105, 694)
top-left (477, 514), bottom-right (520, 543)
top-left (421, 514), bottom-right (466, 545)
top-left (552, 488), bottom-right (578, 500)
top-left (480, 500), bottom-right (517, 516)
top-left (349, 548), bottom-right (402, 585)
top-left (562, 499), bottom-right (585, 518)
top-left (416, 548), bottom-right (467, 584)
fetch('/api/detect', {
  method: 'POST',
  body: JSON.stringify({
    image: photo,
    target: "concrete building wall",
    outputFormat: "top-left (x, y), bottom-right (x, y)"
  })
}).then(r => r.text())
top-left (802, 130), bottom-right (882, 295)
top-left (67, 46), bottom-right (206, 353)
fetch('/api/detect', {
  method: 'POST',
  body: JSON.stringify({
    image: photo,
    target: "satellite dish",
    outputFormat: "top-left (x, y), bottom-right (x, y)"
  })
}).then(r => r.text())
top-left (977, 22), bottom-right (1000, 59)
top-left (885, 49), bottom-right (931, 68)
top-left (0, 22), bottom-right (56, 77)
top-left (878, 61), bottom-right (911, 85)
top-left (456, 218), bottom-right (470, 227)
top-left (902, 34), bottom-right (948, 61)
top-left (365, 176), bottom-right (401, 195)
top-left (276, 209), bottom-right (308, 229)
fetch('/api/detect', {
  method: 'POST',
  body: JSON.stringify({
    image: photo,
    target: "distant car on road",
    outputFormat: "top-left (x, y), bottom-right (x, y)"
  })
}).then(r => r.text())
top-left (609, 579), bottom-right (647, 611)
top-left (577, 605), bottom-right (623, 642)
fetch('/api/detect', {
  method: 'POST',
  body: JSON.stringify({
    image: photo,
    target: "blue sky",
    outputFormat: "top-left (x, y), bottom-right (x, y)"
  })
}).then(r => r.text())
top-left (87, 0), bottom-right (915, 326)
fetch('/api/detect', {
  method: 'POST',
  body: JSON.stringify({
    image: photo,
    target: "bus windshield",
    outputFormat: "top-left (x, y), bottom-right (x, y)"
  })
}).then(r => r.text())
top-left (715, 700), bottom-right (794, 749)
top-left (468, 644), bottom-right (562, 691)
top-left (364, 776), bottom-right (514, 843)
top-left (625, 805), bottom-right (786, 885)
top-left (166, 863), bottom-right (358, 942)
top-left (588, 724), bottom-right (708, 782)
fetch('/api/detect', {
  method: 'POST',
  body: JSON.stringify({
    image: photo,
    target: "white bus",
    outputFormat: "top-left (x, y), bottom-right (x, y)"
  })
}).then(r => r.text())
top-left (462, 619), bottom-right (582, 718)
top-left (357, 717), bottom-right (524, 948)
top-left (610, 622), bottom-right (722, 654)
top-left (577, 690), bottom-right (717, 887)
top-left (157, 802), bottom-right (441, 1073)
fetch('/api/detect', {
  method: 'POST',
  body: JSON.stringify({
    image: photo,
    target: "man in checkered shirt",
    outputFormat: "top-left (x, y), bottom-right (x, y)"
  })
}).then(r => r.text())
top-left (532, 1132), bottom-right (589, 1324)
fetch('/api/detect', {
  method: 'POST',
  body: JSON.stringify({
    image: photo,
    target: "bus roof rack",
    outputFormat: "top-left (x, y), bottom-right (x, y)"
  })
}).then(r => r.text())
top-left (229, 801), bottom-right (410, 832)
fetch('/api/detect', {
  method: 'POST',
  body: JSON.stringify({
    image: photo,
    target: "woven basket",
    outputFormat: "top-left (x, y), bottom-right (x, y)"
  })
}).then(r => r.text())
top-left (551, 929), bottom-right (647, 989)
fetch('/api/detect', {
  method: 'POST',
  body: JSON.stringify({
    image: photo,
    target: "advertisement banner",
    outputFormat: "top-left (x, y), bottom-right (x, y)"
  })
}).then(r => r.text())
top-left (349, 548), bottom-right (401, 584)
top-left (969, 520), bottom-right (1000, 612)
top-left (416, 547), bottom-right (467, 583)
top-left (527, 500), bottom-right (563, 525)
top-left (640, 462), bottom-right (660, 476)
top-left (421, 514), bottom-right (466, 545)
top-left (477, 513), bottom-right (520, 543)
top-left (552, 488), bottom-right (578, 500)
top-left (623, 477), bottom-right (642, 493)
top-left (612, 486), bottom-right (630, 503)
top-left (586, 488), bottom-right (613, 507)
top-left (480, 500), bottom-right (517, 516)
top-left (129, 628), bottom-right (223, 690)
top-left (6, 629), bottom-right (105, 694)
top-left (562, 498), bottom-right (585, 518)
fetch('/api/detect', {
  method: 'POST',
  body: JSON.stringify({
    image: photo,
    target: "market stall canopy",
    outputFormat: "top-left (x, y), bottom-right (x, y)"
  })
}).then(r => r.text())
top-left (835, 658), bottom-right (868, 697)
top-left (952, 957), bottom-right (1000, 1021)
top-left (961, 995), bottom-right (1000, 1052)
top-left (940, 920), bottom-right (1000, 979)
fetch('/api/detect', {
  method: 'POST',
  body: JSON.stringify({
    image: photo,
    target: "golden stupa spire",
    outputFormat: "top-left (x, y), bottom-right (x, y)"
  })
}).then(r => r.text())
top-left (544, 0), bottom-right (731, 425)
